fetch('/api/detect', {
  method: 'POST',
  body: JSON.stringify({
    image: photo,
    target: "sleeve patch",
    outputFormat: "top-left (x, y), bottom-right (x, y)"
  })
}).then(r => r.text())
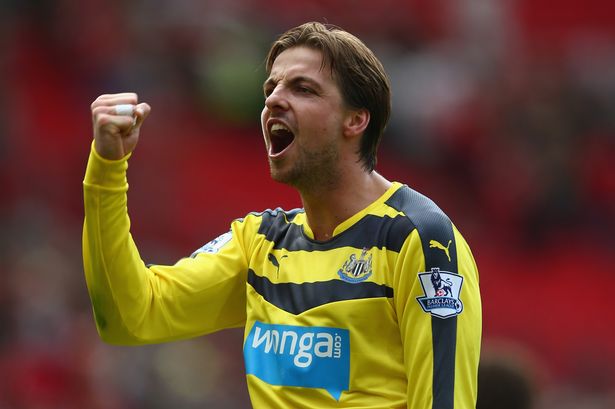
top-left (191, 231), bottom-right (233, 257)
top-left (416, 268), bottom-right (464, 319)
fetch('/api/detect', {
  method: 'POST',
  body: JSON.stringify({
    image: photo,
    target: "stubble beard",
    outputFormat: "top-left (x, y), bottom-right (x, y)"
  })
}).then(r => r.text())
top-left (269, 142), bottom-right (340, 194)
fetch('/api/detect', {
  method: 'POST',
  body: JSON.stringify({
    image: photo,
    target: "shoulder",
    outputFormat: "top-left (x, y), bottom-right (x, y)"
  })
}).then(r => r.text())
top-left (385, 185), bottom-right (452, 234)
top-left (385, 184), bottom-right (457, 270)
top-left (234, 207), bottom-right (305, 234)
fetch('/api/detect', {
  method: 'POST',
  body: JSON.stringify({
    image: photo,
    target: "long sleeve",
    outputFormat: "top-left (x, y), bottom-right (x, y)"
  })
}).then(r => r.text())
top-left (387, 184), bottom-right (481, 409)
top-left (82, 144), bottom-right (248, 345)
top-left (394, 226), bottom-right (481, 409)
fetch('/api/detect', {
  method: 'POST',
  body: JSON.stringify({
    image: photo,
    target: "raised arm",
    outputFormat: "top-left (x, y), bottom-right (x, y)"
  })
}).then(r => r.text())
top-left (83, 93), bottom-right (247, 345)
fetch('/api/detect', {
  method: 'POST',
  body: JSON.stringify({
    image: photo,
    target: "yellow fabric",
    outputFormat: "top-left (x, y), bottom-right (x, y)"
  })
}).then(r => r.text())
top-left (83, 145), bottom-right (481, 408)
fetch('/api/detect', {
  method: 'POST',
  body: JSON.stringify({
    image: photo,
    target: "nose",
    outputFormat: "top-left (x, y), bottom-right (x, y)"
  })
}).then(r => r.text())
top-left (264, 85), bottom-right (290, 112)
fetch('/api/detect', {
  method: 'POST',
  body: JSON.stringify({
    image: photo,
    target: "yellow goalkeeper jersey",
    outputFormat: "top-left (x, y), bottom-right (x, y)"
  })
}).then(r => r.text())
top-left (83, 146), bottom-right (481, 409)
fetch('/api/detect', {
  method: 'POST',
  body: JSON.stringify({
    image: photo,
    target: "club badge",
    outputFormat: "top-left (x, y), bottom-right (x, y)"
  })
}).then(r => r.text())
top-left (338, 248), bottom-right (373, 283)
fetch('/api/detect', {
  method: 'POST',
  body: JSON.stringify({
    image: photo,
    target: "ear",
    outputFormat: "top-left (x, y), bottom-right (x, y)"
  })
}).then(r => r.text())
top-left (343, 108), bottom-right (370, 139)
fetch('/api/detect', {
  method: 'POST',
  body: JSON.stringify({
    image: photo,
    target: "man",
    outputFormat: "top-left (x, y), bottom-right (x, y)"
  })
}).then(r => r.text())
top-left (83, 22), bottom-right (481, 408)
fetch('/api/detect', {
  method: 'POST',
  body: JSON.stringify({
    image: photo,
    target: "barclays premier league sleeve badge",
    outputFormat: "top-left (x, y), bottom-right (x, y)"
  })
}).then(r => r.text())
top-left (416, 267), bottom-right (464, 319)
top-left (190, 231), bottom-right (233, 257)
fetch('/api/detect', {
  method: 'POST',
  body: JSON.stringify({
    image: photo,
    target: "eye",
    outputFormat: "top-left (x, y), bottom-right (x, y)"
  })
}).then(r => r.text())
top-left (263, 81), bottom-right (276, 98)
top-left (297, 85), bottom-right (314, 95)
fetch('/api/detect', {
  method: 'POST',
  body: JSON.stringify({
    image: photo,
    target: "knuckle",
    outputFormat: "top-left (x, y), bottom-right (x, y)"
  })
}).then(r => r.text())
top-left (91, 106), bottom-right (104, 115)
top-left (96, 114), bottom-right (110, 126)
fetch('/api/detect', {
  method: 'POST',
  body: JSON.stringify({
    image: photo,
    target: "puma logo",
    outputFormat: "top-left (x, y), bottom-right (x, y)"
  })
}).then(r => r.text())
top-left (268, 253), bottom-right (288, 278)
top-left (429, 239), bottom-right (452, 262)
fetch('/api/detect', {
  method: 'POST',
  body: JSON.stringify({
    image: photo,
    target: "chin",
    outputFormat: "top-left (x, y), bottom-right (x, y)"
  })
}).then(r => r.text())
top-left (268, 164), bottom-right (300, 188)
top-left (268, 163), bottom-right (290, 183)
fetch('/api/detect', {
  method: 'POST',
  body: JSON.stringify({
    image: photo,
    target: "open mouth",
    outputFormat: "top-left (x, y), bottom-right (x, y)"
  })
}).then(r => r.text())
top-left (269, 123), bottom-right (295, 155)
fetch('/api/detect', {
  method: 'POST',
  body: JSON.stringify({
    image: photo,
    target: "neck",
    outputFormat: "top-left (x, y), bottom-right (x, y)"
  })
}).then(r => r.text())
top-left (299, 170), bottom-right (391, 241)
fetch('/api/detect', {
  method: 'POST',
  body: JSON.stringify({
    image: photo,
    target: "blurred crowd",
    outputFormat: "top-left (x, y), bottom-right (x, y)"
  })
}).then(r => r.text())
top-left (1, 0), bottom-right (614, 407)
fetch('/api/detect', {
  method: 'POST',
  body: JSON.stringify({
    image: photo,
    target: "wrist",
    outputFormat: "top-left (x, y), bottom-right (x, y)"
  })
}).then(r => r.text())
top-left (94, 138), bottom-right (130, 161)
top-left (84, 141), bottom-right (131, 189)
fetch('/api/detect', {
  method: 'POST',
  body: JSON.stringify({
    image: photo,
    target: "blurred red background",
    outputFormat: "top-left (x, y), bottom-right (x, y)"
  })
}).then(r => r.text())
top-left (1, 1), bottom-right (614, 407)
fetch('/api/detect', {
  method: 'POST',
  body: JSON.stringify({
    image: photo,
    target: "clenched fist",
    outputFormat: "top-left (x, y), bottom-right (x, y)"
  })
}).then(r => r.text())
top-left (91, 93), bottom-right (151, 160)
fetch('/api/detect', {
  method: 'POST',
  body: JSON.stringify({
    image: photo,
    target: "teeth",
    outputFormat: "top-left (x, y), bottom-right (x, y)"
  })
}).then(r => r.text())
top-left (271, 123), bottom-right (290, 133)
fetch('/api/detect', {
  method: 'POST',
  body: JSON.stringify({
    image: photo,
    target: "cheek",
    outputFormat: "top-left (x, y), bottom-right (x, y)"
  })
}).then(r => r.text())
top-left (310, 111), bottom-right (342, 139)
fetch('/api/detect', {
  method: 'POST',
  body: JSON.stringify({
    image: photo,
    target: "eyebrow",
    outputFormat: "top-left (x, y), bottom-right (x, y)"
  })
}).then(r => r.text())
top-left (263, 75), bottom-right (323, 92)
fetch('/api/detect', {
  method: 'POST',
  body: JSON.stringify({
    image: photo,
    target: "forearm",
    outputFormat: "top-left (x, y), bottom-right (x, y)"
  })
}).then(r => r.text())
top-left (82, 145), bottom-right (156, 344)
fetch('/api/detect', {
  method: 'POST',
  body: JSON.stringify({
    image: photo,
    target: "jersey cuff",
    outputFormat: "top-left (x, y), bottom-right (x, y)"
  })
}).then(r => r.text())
top-left (83, 141), bottom-right (132, 189)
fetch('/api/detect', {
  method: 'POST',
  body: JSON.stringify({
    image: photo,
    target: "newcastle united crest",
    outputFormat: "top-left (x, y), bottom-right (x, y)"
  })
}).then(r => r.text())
top-left (338, 248), bottom-right (373, 283)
